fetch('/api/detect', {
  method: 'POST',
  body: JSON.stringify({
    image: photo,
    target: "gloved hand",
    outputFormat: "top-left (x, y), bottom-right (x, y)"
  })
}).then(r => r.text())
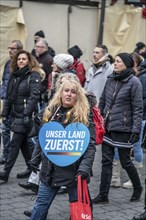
top-left (75, 171), bottom-right (88, 181)
top-left (23, 116), bottom-right (31, 127)
top-left (29, 161), bottom-right (40, 174)
top-left (2, 117), bottom-right (8, 125)
top-left (129, 133), bottom-right (139, 144)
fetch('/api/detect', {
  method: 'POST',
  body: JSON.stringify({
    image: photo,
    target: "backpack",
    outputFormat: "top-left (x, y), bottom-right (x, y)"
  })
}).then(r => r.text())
top-left (92, 106), bottom-right (105, 145)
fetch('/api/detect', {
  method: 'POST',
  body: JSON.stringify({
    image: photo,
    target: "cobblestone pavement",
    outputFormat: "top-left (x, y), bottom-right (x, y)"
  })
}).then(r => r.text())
top-left (0, 142), bottom-right (145, 220)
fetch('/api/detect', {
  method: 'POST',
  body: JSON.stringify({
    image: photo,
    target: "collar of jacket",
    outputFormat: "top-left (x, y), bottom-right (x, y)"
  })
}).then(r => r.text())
top-left (92, 61), bottom-right (109, 75)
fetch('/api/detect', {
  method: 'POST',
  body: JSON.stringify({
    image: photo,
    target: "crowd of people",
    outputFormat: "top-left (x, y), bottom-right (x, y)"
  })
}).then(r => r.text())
top-left (0, 31), bottom-right (146, 220)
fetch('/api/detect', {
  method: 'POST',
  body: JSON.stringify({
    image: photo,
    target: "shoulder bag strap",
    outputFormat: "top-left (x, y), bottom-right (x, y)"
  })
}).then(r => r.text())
top-left (104, 82), bottom-right (123, 122)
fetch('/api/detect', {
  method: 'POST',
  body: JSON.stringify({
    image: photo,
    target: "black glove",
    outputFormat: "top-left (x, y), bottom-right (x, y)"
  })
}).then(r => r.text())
top-left (129, 133), bottom-right (139, 144)
top-left (2, 117), bottom-right (8, 125)
top-left (23, 116), bottom-right (31, 127)
top-left (76, 171), bottom-right (88, 181)
top-left (29, 161), bottom-right (40, 174)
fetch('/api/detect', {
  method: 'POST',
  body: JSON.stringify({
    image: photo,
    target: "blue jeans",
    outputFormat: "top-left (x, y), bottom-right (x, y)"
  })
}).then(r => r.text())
top-left (114, 120), bottom-right (145, 163)
top-left (30, 182), bottom-right (78, 220)
top-left (133, 120), bottom-right (145, 163)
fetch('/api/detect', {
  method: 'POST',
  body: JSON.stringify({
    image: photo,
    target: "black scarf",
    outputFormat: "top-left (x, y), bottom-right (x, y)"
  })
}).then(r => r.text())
top-left (6, 65), bottom-right (31, 101)
top-left (111, 68), bottom-right (134, 81)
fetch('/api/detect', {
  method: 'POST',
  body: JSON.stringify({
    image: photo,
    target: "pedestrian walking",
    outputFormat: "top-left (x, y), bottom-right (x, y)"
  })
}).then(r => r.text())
top-left (29, 78), bottom-right (96, 220)
top-left (92, 52), bottom-right (143, 204)
top-left (0, 50), bottom-right (41, 182)
top-left (0, 40), bottom-right (23, 165)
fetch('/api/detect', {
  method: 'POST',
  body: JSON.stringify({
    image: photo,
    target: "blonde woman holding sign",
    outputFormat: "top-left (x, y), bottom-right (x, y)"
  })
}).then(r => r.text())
top-left (29, 78), bottom-right (96, 220)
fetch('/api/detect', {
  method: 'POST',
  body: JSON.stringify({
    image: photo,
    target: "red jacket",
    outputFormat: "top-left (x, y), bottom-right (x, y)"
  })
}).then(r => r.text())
top-left (70, 59), bottom-right (86, 87)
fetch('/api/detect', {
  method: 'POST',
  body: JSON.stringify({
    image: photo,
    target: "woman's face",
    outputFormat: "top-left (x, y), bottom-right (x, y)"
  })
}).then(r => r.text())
top-left (61, 84), bottom-right (77, 108)
top-left (51, 63), bottom-right (58, 72)
top-left (17, 53), bottom-right (29, 69)
top-left (114, 56), bottom-right (127, 73)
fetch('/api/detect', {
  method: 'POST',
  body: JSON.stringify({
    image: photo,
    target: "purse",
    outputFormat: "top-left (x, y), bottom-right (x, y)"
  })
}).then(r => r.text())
top-left (70, 175), bottom-right (92, 220)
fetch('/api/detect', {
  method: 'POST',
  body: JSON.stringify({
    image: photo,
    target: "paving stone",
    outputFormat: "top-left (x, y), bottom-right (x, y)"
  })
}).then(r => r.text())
top-left (0, 143), bottom-right (145, 220)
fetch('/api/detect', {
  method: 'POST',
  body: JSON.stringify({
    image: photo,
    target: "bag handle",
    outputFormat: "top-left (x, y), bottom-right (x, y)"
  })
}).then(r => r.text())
top-left (77, 176), bottom-right (90, 205)
top-left (77, 175), bottom-right (82, 202)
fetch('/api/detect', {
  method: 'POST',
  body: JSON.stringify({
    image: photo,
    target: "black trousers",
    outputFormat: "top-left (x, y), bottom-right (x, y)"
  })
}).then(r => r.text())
top-left (99, 142), bottom-right (142, 196)
top-left (4, 132), bottom-right (34, 174)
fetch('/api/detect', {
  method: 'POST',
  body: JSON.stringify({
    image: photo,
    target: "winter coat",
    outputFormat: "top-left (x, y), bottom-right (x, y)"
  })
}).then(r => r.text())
top-left (0, 60), bottom-right (11, 100)
top-left (138, 59), bottom-right (146, 120)
top-left (30, 106), bottom-right (96, 187)
top-left (70, 59), bottom-right (86, 87)
top-left (34, 51), bottom-right (53, 91)
top-left (2, 66), bottom-right (41, 134)
top-left (31, 46), bottom-right (55, 58)
top-left (84, 61), bottom-right (113, 104)
top-left (99, 70), bottom-right (143, 134)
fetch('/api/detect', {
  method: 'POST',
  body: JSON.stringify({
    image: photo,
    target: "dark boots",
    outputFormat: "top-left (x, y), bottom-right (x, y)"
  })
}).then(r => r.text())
top-left (16, 168), bottom-right (31, 179)
top-left (130, 187), bottom-right (143, 202)
top-left (0, 171), bottom-right (9, 182)
top-left (92, 193), bottom-right (109, 204)
top-left (133, 210), bottom-right (146, 220)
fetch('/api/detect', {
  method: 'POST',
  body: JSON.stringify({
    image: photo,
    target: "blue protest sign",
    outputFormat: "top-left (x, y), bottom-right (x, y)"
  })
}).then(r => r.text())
top-left (39, 122), bottom-right (90, 167)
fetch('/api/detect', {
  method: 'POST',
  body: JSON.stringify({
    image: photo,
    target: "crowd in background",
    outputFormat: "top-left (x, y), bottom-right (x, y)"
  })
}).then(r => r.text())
top-left (0, 31), bottom-right (146, 220)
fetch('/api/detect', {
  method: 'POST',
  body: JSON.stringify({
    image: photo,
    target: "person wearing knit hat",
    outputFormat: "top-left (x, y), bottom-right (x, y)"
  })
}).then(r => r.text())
top-left (68, 45), bottom-right (83, 59)
top-left (68, 45), bottom-right (86, 87)
top-left (116, 52), bottom-right (134, 68)
top-left (92, 52), bottom-right (143, 205)
top-left (53, 53), bottom-right (74, 71)
top-left (34, 30), bottom-right (45, 38)
top-left (34, 31), bottom-right (45, 45)
top-left (134, 42), bottom-right (146, 55)
top-left (47, 54), bottom-right (74, 92)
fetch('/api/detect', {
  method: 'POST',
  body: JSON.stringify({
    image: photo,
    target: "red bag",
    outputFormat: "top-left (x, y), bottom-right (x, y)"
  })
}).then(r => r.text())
top-left (70, 176), bottom-right (92, 220)
top-left (92, 106), bottom-right (105, 145)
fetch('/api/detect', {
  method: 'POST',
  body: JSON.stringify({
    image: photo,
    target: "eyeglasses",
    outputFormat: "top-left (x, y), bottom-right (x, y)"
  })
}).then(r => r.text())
top-left (8, 47), bottom-right (18, 50)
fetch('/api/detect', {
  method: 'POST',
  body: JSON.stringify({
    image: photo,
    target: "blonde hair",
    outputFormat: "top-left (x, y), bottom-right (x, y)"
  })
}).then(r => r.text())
top-left (55, 72), bottom-right (80, 90)
top-left (43, 78), bottom-right (89, 125)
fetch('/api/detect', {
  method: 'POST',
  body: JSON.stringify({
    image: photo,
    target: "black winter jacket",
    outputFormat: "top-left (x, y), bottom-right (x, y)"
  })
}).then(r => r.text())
top-left (2, 67), bottom-right (41, 133)
top-left (30, 106), bottom-right (96, 187)
top-left (138, 60), bottom-right (146, 120)
top-left (99, 72), bottom-right (143, 134)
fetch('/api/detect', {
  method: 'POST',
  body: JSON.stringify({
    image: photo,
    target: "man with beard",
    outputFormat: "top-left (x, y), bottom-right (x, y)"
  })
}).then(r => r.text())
top-left (84, 45), bottom-right (113, 105)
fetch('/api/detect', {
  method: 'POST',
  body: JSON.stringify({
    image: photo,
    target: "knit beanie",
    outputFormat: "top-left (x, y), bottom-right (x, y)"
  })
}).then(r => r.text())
top-left (53, 54), bottom-right (74, 70)
top-left (136, 42), bottom-right (145, 50)
top-left (34, 30), bottom-right (45, 38)
top-left (117, 52), bottom-right (134, 68)
top-left (68, 45), bottom-right (83, 59)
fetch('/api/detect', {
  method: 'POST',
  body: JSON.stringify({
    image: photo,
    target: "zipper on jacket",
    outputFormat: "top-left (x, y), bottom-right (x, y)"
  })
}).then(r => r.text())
top-left (24, 99), bottom-right (27, 108)
top-left (112, 81), bottom-right (119, 99)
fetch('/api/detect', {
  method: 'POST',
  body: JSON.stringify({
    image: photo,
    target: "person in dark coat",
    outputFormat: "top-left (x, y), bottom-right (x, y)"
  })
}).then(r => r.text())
top-left (132, 52), bottom-right (146, 220)
top-left (0, 50), bottom-right (41, 182)
top-left (33, 38), bottom-right (53, 109)
top-left (92, 52), bottom-right (143, 204)
top-left (29, 78), bottom-right (96, 220)
top-left (0, 40), bottom-right (23, 165)
top-left (31, 30), bottom-right (55, 58)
